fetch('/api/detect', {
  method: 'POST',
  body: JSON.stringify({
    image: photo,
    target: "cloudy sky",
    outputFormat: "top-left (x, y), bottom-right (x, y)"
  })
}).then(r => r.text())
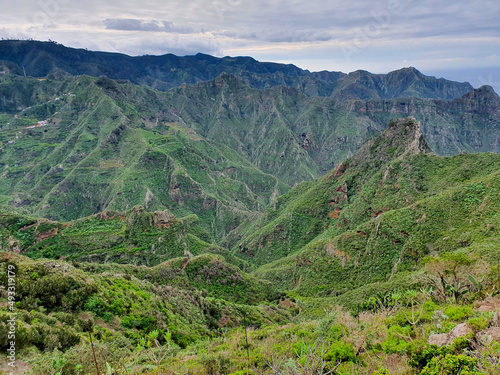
top-left (1, 0), bottom-right (499, 92)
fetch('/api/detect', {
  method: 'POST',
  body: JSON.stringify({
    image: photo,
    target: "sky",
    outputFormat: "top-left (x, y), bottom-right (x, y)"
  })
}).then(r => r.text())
top-left (1, 0), bottom-right (499, 93)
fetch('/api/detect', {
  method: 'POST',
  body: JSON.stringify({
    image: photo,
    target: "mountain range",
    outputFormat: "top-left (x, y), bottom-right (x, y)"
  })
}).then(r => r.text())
top-left (0, 40), bottom-right (500, 375)
top-left (0, 53), bottom-right (499, 240)
top-left (0, 40), bottom-right (473, 100)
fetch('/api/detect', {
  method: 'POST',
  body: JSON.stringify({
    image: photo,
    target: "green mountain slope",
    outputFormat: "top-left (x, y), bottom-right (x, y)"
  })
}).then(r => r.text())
top-left (0, 74), bottom-right (287, 239)
top-left (0, 251), bottom-right (286, 357)
top-left (1, 118), bottom-right (500, 375)
top-left (1, 72), bottom-right (499, 240)
top-left (147, 76), bottom-right (500, 175)
top-left (0, 205), bottom-right (229, 267)
top-left (227, 118), bottom-right (500, 297)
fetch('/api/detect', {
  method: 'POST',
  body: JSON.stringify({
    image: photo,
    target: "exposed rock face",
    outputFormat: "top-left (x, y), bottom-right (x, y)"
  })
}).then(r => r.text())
top-left (494, 312), bottom-right (500, 327)
top-left (126, 206), bottom-right (176, 229)
top-left (153, 209), bottom-right (175, 228)
top-left (389, 117), bottom-right (433, 158)
top-left (428, 333), bottom-right (449, 347)
top-left (477, 327), bottom-right (500, 346)
top-left (461, 85), bottom-right (500, 115)
top-left (475, 296), bottom-right (500, 313)
top-left (349, 117), bottom-right (433, 169)
top-left (342, 86), bottom-right (500, 156)
top-left (428, 323), bottom-right (472, 347)
top-left (447, 323), bottom-right (473, 343)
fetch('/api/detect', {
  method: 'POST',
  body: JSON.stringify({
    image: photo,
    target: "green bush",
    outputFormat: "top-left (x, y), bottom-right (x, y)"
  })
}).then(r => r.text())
top-left (83, 295), bottom-right (107, 316)
top-left (325, 341), bottom-right (356, 363)
top-left (420, 354), bottom-right (479, 375)
top-left (382, 325), bottom-right (415, 354)
top-left (466, 316), bottom-right (490, 333)
top-left (409, 345), bottom-right (447, 370)
top-left (121, 314), bottom-right (156, 331)
top-left (410, 336), bottom-right (474, 371)
top-left (444, 305), bottom-right (471, 321)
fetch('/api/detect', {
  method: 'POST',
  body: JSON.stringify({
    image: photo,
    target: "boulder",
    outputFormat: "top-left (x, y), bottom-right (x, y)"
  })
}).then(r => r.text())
top-left (477, 327), bottom-right (500, 346)
top-left (427, 323), bottom-right (472, 347)
top-left (428, 333), bottom-right (449, 347)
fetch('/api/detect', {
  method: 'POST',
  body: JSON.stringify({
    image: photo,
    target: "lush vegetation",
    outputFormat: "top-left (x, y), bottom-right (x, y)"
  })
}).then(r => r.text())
top-left (0, 205), bottom-right (228, 267)
top-left (0, 57), bottom-right (499, 374)
top-left (1, 250), bottom-right (499, 374)
top-left (1, 70), bottom-right (499, 242)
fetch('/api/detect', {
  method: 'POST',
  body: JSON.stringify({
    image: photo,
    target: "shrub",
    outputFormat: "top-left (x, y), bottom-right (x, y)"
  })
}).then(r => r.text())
top-left (382, 325), bottom-right (415, 354)
top-left (409, 345), bottom-right (447, 370)
top-left (420, 354), bottom-right (479, 375)
top-left (466, 316), bottom-right (490, 333)
top-left (121, 314), bottom-right (156, 331)
top-left (324, 341), bottom-right (356, 363)
top-left (83, 295), bottom-right (107, 316)
top-left (444, 305), bottom-right (471, 321)
top-left (410, 336), bottom-right (474, 371)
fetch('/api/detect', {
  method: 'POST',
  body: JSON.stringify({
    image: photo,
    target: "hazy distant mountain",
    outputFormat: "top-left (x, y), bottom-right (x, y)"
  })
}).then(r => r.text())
top-left (0, 40), bottom-right (474, 100)
top-left (331, 67), bottom-right (474, 102)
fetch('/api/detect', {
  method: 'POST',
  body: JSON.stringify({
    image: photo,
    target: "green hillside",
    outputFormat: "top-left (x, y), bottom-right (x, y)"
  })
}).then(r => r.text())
top-left (227, 118), bottom-right (500, 270)
top-left (1, 72), bottom-right (499, 241)
top-left (0, 51), bottom-right (500, 374)
top-left (1, 119), bottom-right (500, 374)
top-left (0, 205), bottom-right (228, 267)
top-left (0, 74), bottom-right (288, 240)
top-left (0, 251), bottom-right (289, 372)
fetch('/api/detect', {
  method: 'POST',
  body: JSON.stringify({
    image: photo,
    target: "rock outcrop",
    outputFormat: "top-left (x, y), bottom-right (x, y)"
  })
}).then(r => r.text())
top-left (428, 323), bottom-right (472, 347)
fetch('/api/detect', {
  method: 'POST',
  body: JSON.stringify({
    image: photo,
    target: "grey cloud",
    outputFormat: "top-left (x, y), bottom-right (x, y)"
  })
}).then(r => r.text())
top-left (2, 0), bottom-right (500, 92)
top-left (103, 18), bottom-right (196, 34)
top-left (118, 38), bottom-right (223, 57)
top-left (221, 28), bottom-right (335, 43)
top-left (208, 0), bottom-right (497, 46)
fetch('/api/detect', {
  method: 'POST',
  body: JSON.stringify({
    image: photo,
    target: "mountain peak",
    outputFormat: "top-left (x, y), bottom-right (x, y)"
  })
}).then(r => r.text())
top-left (332, 66), bottom-right (473, 102)
top-left (385, 117), bottom-right (433, 156)
top-left (464, 85), bottom-right (499, 98)
top-left (350, 117), bottom-right (433, 166)
top-left (394, 66), bottom-right (420, 74)
top-left (460, 85), bottom-right (500, 114)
